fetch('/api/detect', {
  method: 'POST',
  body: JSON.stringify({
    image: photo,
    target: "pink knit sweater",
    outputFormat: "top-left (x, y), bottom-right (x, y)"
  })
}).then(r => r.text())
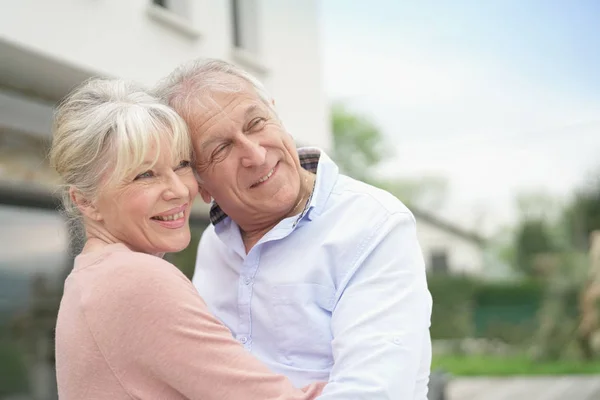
top-left (55, 243), bottom-right (324, 399)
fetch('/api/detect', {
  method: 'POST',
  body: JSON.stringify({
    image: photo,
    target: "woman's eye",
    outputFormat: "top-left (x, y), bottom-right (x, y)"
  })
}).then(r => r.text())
top-left (176, 160), bottom-right (191, 170)
top-left (134, 170), bottom-right (154, 180)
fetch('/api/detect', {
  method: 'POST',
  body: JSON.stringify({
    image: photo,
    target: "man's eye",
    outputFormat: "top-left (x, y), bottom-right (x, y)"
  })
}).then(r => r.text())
top-left (249, 118), bottom-right (265, 130)
top-left (134, 170), bottom-right (154, 180)
top-left (209, 143), bottom-right (231, 165)
top-left (214, 143), bottom-right (231, 156)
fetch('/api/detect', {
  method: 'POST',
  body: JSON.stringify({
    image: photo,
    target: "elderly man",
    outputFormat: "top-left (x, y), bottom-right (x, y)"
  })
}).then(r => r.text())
top-left (155, 59), bottom-right (432, 399)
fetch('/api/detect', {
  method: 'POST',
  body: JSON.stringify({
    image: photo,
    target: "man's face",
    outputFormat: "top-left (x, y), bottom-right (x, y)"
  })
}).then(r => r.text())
top-left (189, 83), bottom-right (304, 227)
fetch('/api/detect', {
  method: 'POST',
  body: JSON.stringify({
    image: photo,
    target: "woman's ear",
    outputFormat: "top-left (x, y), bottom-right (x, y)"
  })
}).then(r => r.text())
top-left (70, 187), bottom-right (102, 221)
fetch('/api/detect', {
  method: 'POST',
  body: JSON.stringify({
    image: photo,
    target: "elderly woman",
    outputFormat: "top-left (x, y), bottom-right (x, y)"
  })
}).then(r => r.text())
top-left (52, 79), bottom-right (324, 399)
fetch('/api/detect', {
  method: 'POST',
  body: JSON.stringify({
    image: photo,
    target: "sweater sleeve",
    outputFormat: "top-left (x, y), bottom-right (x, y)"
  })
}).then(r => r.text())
top-left (82, 254), bottom-right (324, 400)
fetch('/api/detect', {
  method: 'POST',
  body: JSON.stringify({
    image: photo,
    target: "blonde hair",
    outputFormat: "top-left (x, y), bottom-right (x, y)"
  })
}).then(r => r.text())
top-left (50, 78), bottom-right (192, 224)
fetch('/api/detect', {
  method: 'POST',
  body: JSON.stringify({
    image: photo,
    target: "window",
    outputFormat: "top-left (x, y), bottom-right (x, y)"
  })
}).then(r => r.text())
top-left (147, 0), bottom-right (200, 39)
top-left (231, 0), bottom-right (259, 54)
top-left (430, 249), bottom-right (449, 274)
top-left (152, 0), bottom-right (189, 17)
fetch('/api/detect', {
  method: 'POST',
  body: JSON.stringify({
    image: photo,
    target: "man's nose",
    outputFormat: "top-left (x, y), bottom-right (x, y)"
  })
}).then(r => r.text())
top-left (240, 136), bottom-right (267, 168)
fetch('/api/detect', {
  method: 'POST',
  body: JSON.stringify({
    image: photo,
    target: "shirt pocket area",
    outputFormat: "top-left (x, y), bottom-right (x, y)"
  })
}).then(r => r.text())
top-left (270, 283), bottom-right (336, 371)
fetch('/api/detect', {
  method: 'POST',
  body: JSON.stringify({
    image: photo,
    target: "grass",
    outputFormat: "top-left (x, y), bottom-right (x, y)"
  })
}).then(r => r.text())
top-left (432, 354), bottom-right (600, 376)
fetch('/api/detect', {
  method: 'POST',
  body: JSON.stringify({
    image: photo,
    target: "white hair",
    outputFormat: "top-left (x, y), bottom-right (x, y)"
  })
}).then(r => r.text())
top-left (153, 58), bottom-right (276, 122)
top-left (50, 78), bottom-right (192, 225)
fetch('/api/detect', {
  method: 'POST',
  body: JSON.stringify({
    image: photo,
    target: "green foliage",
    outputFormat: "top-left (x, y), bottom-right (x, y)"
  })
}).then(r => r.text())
top-left (371, 175), bottom-right (449, 210)
top-left (427, 276), bottom-right (575, 346)
top-left (0, 336), bottom-right (29, 396)
top-left (432, 354), bottom-right (600, 376)
top-left (564, 171), bottom-right (600, 250)
top-left (428, 275), bottom-right (479, 339)
top-left (330, 102), bottom-right (448, 209)
top-left (471, 281), bottom-right (543, 344)
top-left (532, 251), bottom-right (589, 361)
top-left (330, 102), bottom-right (391, 181)
top-left (501, 176), bottom-right (599, 360)
top-left (475, 280), bottom-right (545, 306)
top-left (165, 223), bottom-right (208, 280)
top-left (514, 219), bottom-right (557, 276)
top-left (473, 280), bottom-right (546, 344)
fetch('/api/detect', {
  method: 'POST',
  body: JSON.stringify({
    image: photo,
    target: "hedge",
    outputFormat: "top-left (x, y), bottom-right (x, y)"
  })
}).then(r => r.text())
top-left (427, 275), bottom-right (576, 343)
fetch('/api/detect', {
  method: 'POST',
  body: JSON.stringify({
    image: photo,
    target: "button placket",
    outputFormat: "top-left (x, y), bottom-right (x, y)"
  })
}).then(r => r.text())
top-left (237, 247), bottom-right (260, 349)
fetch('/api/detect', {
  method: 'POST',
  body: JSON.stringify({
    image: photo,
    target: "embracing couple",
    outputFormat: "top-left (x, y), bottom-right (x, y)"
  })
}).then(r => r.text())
top-left (53, 59), bottom-right (433, 399)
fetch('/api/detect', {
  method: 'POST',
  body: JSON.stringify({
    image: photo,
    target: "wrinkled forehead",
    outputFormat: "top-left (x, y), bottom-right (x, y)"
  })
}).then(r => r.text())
top-left (189, 87), bottom-right (269, 139)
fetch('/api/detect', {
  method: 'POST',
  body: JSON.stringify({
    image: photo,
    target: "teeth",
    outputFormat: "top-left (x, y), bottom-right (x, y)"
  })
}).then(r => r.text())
top-left (154, 211), bottom-right (184, 221)
top-left (256, 168), bottom-right (274, 185)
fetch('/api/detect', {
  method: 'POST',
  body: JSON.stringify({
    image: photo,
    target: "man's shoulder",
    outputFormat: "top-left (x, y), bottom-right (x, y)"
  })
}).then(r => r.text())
top-left (330, 174), bottom-right (412, 217)
top-left (196, 223), bottom-right (226, 258)
top-left (197, 223), bottom-right (219, 246)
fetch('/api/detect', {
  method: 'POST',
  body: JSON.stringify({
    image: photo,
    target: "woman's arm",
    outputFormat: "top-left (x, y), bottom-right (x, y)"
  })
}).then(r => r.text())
top-left (84, 255), bottom-right (324, 399)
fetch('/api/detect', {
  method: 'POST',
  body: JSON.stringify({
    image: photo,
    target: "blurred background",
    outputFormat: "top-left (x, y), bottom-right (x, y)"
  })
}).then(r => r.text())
top-left (1, 1), bottom-right (599, 399)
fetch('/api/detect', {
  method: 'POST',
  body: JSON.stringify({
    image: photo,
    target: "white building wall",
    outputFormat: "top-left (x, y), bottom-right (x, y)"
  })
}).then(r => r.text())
top-left (0, 0), bottom-right (330, 149)
top-left (415, 218), bottom-right (484, 276)
top-left (261, 0), bottom-right (330, 148)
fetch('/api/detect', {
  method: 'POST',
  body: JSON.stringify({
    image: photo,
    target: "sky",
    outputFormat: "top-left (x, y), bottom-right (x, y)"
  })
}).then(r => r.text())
top-left (320, 0), bottom-right (600, 235)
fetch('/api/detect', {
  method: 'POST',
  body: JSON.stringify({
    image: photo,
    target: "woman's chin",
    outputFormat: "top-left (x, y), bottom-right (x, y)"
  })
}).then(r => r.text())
top-left (166, 237), bottom-right (192, 253)
top-left (148, 237), bottom-right (191, 255)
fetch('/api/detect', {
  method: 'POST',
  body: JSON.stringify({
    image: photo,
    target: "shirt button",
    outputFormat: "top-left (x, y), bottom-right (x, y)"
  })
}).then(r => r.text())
top-left (243, 277), bottom-right (252, 285)
top-left (239, 336), bottom-right (248, 344)
top-left (393, 337), bottom-right (402, 345)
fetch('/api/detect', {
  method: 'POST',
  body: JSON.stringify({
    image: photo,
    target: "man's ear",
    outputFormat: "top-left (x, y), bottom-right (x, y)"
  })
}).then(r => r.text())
top-left (198, 185), bottom-right (212, 204)
top-left (70, 187), bottom-right (102, 221)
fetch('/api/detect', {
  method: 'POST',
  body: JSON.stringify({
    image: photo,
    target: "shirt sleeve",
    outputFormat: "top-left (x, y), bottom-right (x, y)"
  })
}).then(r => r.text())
top-left (86, 256), bottom-right (324, 400)
top-left (317, 212), bottom-right (433, 399)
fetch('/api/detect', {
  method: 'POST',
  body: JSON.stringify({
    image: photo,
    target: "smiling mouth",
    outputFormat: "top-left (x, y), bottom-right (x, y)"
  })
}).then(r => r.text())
top-left (151, 211), bottom-right (185, 221)
top-left (250, 164), bottom-right (277, 188)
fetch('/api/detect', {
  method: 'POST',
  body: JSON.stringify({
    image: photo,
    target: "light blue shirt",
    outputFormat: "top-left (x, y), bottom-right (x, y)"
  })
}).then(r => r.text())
top-left (192, 148), bottom-right (432, 399)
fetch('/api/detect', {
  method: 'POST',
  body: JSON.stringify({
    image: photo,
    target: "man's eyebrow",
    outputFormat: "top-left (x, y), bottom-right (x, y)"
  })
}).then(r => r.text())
top-left (200, 136), bottom-right (223, 152)
top-left (244, 104), bottom-right (260, 120)
top-left (198, 104), bottom-right (264, 152)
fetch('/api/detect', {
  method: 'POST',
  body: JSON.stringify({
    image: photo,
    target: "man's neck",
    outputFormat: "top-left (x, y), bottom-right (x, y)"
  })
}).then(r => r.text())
top-left (240, 170), bottom-right (315, 253)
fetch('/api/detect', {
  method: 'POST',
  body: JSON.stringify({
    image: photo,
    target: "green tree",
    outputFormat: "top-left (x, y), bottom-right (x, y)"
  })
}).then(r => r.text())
top-left (330, 102), bottom-right (447, 209)
top-left (564, 171), bottom-right (600, 250)
top-left (514, 219), bottom-right (557, 277)
top-left (330, 102), bottom-right (391, 181)
top-left (509, 191), bottom-right (563, 277)
top-left (372, 175), bottom-right (449, 211)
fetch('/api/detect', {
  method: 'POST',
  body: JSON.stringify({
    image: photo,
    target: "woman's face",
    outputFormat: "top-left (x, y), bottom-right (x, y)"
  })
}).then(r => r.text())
top-left (91, 140), bottom-right (198, 255)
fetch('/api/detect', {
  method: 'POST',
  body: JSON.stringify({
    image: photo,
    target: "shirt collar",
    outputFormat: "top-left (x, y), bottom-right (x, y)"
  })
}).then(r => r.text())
top-left (208, 147), bottom-right (338, 225)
